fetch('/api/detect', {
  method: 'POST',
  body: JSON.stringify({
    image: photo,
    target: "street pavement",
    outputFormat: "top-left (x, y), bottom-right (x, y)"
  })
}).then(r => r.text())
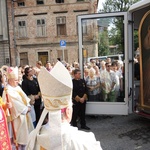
top-left (82, 114), bottom-right (150, 150)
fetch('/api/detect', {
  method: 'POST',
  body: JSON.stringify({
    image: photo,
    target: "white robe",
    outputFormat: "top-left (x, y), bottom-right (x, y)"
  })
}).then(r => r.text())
top-left (27, 122), bottom-right (102, 150)
top-left (2, 85), bottom-right (34, 145)
top-left (61, 122), bottom-right (102, 150)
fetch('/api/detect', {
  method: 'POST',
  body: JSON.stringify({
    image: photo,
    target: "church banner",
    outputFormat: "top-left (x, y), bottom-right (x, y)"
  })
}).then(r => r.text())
top-left (0, 106), bottom-right (12, 150)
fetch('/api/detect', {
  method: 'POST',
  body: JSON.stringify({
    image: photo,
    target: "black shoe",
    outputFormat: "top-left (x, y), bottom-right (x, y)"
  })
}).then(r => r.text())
top-left (81, 126), bottom-right (90, 130)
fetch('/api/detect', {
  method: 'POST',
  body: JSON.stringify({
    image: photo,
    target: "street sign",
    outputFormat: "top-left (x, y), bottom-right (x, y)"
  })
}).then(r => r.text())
top-left (60, 40), bottom-right (66, 47)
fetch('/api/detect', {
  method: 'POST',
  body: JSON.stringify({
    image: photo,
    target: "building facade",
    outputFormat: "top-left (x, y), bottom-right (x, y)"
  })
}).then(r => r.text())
top-left (7, 0), bottom-right (98, 66)
top-left (0, 0), bottom-right (10, 67)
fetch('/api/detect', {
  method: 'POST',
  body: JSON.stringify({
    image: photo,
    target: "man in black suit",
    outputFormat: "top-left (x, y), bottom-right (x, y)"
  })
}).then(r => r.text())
top-left (71, 69), bottom-right (90, 130)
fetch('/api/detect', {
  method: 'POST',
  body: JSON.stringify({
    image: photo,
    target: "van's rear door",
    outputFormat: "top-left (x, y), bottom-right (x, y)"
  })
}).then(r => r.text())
top-left (78, 12), bottom-right (132, 115)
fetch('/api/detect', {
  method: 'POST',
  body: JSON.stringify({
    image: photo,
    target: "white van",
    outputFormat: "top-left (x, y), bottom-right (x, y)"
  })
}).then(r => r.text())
top-left (78, 0), bottom-right (150, 118)
top-left (87, 56), bottom-right (107, 62)
top-left (107, 54), bottom-right (123, 61)
top-left (87, 54), bottom-right (123, 62)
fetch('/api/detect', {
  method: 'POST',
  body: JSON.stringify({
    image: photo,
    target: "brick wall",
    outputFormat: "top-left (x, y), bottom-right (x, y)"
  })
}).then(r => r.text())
top-left (7, 0), bottom-right (98, 66)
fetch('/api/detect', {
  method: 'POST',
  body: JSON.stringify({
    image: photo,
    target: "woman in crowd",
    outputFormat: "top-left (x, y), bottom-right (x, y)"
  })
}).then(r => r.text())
top-left (85, 68), bottom-right (100, 101)
top-left (84, 67), bottom-right (89, 80)
top-left (22, 67), bottom-right (41, 127)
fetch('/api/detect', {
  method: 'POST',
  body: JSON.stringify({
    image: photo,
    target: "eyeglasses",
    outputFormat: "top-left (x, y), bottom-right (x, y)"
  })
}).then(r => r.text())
top-left (106, 65), bottom-right (111, 67)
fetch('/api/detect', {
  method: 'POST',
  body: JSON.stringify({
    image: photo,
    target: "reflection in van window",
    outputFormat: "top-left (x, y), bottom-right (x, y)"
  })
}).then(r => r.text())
top-left (87, 54), bottom-right (123, 63)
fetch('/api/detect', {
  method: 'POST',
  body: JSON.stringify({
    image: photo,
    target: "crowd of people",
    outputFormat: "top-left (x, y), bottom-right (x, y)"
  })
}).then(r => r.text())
top-left (0, 54), bottom-right (141, 149)
top-left (0, 60), bottom-right (103, 150)
top-left (66, 58), bottom-right (124, 103)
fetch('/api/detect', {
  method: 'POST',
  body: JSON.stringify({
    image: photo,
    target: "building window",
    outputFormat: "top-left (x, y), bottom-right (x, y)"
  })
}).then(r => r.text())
top-left (37, 19), bottom-right (46, 37)
top-left (20, 52), bottom-right (28, 66)
top-left (18, 2), bottom-right (25, 7)
top-left (56, 17), bottom-right (66, 36)
top-left (55, 0), bottom-right (64, 3)
top-left (82, 20), bottom-right (87, 35)
top-left (18, 21), bottom-right (27, 38)
top-left (57, 49), bottom-right (68, 62)
top-left (37, 0), bottom-right (44, 5)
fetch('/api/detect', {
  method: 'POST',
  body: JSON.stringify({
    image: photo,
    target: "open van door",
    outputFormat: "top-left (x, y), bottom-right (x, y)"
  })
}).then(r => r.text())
top-left (129, 0), bottom-right (150, 117)
top-left (78, 12), bottom-right (132, 115)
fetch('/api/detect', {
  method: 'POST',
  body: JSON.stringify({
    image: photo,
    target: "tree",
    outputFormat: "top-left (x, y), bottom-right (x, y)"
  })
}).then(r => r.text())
top-left (98, 30), bottom-right (109, 56)
top-left (98, 0), bottom-right (140, 55)
top-left (101, 0), bottom-right (140, 13)
top-left (134, 30), bottom-right (139, 51)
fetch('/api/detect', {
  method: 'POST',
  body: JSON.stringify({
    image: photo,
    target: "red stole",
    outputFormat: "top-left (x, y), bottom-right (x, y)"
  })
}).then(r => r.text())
top-left (0, 106), bottom-right (12, 150)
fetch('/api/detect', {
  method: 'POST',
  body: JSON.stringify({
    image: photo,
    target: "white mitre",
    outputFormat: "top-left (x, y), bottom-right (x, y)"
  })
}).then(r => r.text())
top-left (7, 66), bottom-right (18, 80)
top-left (26, 61), bottom-right (73, 150)
top-left (39, 61), bottom-right (72, 111)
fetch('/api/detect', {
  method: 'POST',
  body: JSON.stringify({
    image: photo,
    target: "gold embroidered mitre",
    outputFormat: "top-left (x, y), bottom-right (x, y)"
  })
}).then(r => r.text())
top-left (35, 61), bottom-right (73, 150)
top-left (38, 62), bottom-right (72, 111)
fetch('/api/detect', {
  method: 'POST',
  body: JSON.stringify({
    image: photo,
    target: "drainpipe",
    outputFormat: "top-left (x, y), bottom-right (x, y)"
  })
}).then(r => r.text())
top-left (6, 0), bottom-right (12, 66)
top-left (11, 0), bottom-right (19, 66)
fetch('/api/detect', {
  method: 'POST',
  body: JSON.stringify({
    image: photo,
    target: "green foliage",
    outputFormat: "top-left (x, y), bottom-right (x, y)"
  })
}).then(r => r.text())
top-left (134, 30), bottom-right (139, 51)
top-left (101, 0), bottom-right (140, 13)
top-left (98, 0), bottom-right (140, 55)
top-left (98, 31), bottom-right (109, 56)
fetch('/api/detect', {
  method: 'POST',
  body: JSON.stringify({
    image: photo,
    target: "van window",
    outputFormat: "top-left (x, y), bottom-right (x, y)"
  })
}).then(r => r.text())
top-left (87, 56), bottom-right (107, 62)
top-left (107, 54), bottom-right (123, 61)
top-left (87, 54), bottom-right (123, 63)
